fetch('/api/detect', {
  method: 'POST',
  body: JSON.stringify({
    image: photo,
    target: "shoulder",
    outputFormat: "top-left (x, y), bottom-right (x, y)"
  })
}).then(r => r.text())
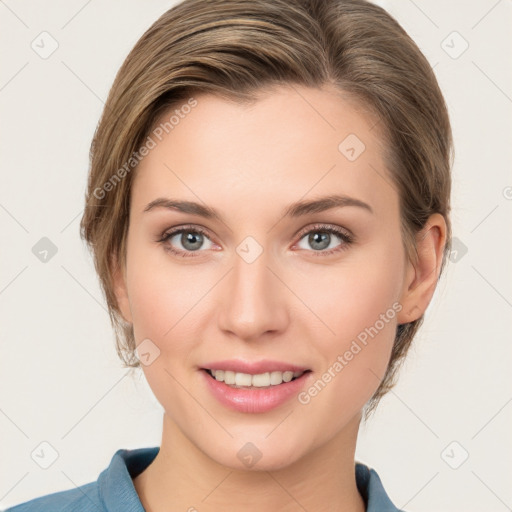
top-left (3, 481), bottom-right (104, 512)
top-left (4, 446), bottom-right (159, 512)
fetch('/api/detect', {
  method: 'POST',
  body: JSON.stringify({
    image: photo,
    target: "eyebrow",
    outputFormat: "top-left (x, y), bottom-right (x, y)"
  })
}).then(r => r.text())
top-left (142, 194), bottom-right (374, 220)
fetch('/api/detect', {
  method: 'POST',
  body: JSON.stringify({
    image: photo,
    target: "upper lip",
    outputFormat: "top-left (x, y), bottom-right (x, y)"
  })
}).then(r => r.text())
top-left (201, 359), bottom-right (310, 374)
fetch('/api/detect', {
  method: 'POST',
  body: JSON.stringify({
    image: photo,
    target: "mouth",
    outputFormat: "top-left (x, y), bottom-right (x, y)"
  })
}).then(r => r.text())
top-left (202, 368), bottom-right (312, 389)
top-left (199, 359), bottom-right (313, 413)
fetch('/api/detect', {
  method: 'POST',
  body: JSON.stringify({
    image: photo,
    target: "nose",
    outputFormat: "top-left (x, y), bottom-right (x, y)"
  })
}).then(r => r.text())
top-left (216, 247), bottom-right (289, 342)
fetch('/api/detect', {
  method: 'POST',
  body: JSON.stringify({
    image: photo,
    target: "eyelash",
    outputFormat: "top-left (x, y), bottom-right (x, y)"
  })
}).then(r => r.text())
top-left (157, 223), bottom-right (354, 258)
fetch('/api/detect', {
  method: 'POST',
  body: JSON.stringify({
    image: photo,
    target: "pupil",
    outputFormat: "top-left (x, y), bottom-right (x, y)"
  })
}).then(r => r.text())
top-left (310, 232), bottom-right (329, 250)
top-left (182, 232), bottom-right (203, 250)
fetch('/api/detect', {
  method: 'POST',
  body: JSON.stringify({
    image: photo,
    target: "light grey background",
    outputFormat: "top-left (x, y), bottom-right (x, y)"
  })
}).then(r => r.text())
top-left (1, 1), bottom-right (511, 510)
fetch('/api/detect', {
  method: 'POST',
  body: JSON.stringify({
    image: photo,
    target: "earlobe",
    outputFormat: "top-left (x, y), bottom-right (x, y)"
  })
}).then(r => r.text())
top-left (396, 213), bottom-right (447, 325)
top-left (111, 254), bottom-right (133, 324)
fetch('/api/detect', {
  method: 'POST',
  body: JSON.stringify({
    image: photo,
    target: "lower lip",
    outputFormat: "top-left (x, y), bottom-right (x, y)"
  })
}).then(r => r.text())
top-left (201, 369), bottom-right (312, 413)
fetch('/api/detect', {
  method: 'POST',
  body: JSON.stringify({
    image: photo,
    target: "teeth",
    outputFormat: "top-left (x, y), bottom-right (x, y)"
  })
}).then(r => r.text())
top-left (209, 369), bottom-right (304, 387)
top-left (224, 370), bottom-right (235, 385)
top-left (235, 372), bottom-right (252, 386)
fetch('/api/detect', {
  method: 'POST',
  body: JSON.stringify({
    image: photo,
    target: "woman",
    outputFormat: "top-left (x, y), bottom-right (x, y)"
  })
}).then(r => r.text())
top-left (7, 0), bottom-right (452, 510)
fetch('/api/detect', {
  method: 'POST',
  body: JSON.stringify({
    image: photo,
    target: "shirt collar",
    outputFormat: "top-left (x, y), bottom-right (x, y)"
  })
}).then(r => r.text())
top-left (97, 447), bottom-right (155, 512)
top-left (98, 447), bottom-right (403, 512)
top-left (355, 461), bottom-right (404, 511)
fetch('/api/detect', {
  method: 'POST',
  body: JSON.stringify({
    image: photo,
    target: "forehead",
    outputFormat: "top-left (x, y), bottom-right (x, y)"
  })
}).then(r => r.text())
top-left (132, 84), bottom-right (398, 220)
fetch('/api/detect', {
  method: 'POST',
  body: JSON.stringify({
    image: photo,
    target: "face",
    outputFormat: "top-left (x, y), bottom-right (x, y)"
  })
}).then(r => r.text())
top-left (114, 84), bottom-right (419, 470)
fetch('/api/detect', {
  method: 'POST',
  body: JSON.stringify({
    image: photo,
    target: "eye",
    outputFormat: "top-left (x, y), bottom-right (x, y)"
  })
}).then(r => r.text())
top-left (158, 223), bottom-right (354, 258)
top-left (158, 225), bottom-right (215, 257)
top-left (294, 223), bottom-right (354, 256)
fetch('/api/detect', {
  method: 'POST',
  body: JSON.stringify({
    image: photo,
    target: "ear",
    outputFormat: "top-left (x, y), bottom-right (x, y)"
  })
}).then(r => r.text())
top-left (110, 253), bottom-right (133, 324)
top-left (396, 213), bottom-right (447, 325)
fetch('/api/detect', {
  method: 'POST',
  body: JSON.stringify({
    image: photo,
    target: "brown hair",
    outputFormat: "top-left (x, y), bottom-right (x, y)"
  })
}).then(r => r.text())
top-left (80, 0), bottom-right (453, 418)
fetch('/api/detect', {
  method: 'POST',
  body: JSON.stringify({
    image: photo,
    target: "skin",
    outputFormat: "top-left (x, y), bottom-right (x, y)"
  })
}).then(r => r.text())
top-left (112, 83), bottom-right (446, 512)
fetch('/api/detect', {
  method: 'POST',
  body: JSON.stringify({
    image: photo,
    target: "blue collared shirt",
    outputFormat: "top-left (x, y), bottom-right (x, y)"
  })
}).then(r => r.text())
top-left (5, 447), bottom-right (405, 511)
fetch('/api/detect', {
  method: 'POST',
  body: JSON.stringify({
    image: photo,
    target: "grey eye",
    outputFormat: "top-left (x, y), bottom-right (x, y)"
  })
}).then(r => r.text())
top-left (297, 230), bottom-right (343, 251)
top-left (168, 230), bottom-right (214, 252)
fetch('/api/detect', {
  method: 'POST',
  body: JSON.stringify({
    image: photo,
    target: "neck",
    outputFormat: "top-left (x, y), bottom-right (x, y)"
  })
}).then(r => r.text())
top-left (134, 413), bottom-right (366, 512)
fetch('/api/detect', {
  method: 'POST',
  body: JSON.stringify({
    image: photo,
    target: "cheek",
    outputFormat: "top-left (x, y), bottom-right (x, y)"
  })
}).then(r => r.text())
top-left (125, 249), bottom-right (209, 420)
top-left (294, 296), bottom-right (398, 427)
top-left (293, 242), bottom-right (402, 341)
top-left (291, 243), bottom-right (403, 402)
top-left (126, 241), bottom-right (210, 342)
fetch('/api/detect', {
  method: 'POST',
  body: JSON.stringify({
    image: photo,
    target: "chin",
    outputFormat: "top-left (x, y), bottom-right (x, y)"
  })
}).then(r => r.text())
top-left (199, 432), bottom-right (310, 473)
